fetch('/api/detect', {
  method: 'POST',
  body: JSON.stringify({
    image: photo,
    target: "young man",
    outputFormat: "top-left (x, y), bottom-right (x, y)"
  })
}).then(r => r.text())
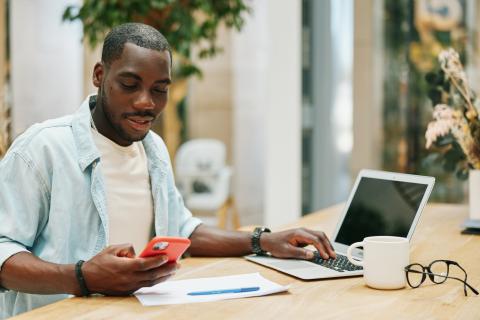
top-left (0, 23), bottom-right (335, 318)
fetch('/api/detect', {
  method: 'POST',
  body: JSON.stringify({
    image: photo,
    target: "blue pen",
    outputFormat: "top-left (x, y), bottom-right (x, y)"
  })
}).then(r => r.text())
top-left (187, 286), bottom-right (260, 296)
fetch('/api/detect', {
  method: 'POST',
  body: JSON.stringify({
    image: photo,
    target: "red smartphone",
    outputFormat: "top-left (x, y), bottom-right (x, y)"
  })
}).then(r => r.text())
top-left (139, 236), bottom-right (191, 262)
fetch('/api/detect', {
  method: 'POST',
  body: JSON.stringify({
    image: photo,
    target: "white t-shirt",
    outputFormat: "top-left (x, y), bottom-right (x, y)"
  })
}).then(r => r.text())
top-left (91, 128), bottom-right (154, 254)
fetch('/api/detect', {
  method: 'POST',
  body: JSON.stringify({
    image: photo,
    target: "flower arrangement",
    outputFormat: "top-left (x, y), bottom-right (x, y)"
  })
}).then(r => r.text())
top-left (424, 48), bottom-right (480, 179)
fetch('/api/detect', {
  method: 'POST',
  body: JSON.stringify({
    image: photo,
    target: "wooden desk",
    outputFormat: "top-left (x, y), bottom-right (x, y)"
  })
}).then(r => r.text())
top-left (12, 204), bottom-right (480, 319)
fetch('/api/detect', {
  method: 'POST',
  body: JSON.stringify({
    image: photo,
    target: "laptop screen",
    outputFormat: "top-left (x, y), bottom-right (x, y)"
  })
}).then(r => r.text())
top-left (334, 177), bottom-right (428, 246)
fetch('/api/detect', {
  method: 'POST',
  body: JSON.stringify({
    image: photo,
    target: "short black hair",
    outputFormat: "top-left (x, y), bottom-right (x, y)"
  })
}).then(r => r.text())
top-left (101, 23), bottom-right (171, 66)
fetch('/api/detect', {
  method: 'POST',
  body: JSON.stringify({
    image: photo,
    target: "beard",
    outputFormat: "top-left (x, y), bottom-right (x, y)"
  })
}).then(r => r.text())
top-left (99, 91), bottom-right (150, 143)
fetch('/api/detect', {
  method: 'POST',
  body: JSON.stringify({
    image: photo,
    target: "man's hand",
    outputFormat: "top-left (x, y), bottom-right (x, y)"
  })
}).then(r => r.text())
top-left (259, 228), bottom-right (336, 260)
top-left (82, 244), bottom-right (178, 296)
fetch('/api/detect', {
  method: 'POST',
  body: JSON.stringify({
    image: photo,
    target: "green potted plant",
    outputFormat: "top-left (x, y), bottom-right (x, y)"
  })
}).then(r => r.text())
top-left (63, 0), bottom-right (251, 156)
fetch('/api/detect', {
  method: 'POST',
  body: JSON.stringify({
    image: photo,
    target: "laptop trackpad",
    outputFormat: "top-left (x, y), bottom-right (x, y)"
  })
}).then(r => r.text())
top-left (267, 259), bottom-right (316, 270)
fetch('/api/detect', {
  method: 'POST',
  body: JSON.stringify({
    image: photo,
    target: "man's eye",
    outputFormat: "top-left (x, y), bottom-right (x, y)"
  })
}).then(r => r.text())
top-left (153, 87), bottom-right (168, 94)
top-left (120, 82), bottom-right (137, 90)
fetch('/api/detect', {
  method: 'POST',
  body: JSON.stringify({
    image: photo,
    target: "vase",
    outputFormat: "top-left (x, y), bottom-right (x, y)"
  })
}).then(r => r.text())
top-left (469, 169), bottom-right (480, 220)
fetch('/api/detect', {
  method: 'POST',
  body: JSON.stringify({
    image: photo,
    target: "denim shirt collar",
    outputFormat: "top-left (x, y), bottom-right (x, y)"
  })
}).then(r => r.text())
top-left (71, 95), bottom-right (169, 178)
top-left (72, 96), bottom-right (101, 171)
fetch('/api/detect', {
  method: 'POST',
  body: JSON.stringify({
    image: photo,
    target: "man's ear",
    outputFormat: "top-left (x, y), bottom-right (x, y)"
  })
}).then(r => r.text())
top-left (92, 62), bottom-right (104, 88)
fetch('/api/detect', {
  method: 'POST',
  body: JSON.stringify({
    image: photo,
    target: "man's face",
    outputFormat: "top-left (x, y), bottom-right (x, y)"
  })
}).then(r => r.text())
top-left (93, 43), bottom-right (171, 145)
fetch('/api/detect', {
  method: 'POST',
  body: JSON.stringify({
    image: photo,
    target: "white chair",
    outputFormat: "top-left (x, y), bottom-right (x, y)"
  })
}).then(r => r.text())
top-left (175, 139), bottom-right (240, 229)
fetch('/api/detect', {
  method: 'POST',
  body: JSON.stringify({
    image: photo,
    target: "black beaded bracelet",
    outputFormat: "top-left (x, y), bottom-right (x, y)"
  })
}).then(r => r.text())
top-left (75, 260), bottom-right (90, 297)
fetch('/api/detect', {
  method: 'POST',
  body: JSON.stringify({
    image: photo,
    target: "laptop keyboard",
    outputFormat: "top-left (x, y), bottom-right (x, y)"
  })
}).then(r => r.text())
top-left (311, 252), bottom-right (363, 272)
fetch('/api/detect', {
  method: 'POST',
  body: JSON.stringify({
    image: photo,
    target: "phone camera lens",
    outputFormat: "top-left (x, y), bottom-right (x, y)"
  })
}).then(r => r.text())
top-left (153, 242), bottom-right (169, 251)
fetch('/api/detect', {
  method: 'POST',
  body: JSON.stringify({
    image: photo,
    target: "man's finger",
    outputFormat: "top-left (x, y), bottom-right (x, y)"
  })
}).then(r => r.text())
top-left (129, 255), bottom-right (169, 271)
top-left (300, 229), bottom-right (336, 259)
top-left (137, 262), bottom-right (178, 282)
top-left (292, 230), bottom-right (330, 259)
top-left (323, 237), bottom-right (336, 259)
top-left (107, 243), bottom-right (136, 258)
top-left (117, 245), bottom-right (136, 258)
top-left (286, 246), bottom-right (315, 260)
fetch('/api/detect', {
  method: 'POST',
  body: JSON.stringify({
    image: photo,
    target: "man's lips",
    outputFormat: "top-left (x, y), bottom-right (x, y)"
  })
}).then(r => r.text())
top-left (125, 116), bottom-right (154, 131)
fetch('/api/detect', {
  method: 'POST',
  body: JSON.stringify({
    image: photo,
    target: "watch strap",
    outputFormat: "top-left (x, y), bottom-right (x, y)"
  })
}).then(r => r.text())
top-left (251, 226), bottom-right (271, 255)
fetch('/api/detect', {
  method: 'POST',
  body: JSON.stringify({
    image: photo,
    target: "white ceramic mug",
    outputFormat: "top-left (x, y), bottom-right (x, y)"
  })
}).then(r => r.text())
top-left (347, 236), bottom-right (409, 289)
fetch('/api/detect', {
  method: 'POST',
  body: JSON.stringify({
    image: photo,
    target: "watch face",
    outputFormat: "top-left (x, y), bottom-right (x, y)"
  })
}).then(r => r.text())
top-left (255, 227), bottom-right (271, 234)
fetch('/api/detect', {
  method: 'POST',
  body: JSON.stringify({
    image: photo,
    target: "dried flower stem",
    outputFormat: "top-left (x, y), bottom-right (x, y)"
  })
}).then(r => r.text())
top-left (426, 48), bottom-right (480, 170)
top-left (439, 48), bottom-right (478, 119)
top-left (447, 75), bottom-right (477, 120)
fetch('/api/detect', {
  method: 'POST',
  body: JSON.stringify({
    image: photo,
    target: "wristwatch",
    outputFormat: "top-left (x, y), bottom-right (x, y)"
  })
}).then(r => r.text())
top-left (251, 226), bottom-right (271, 256)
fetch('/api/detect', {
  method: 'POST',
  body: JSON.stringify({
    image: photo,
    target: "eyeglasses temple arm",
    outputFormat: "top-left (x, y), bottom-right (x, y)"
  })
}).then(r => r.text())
top-left (450, 262), bottom-right (479, 295)
top-left (443, 274), bottom-right (479, 296)
top-left (464, 281), bottom-right (479, 295)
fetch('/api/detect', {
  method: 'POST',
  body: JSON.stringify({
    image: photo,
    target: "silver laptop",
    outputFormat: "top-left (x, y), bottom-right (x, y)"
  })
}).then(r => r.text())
top-left (245, 169), bottom-right (435, 280)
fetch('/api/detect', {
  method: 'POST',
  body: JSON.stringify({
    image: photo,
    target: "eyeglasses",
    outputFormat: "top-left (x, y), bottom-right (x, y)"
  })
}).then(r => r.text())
top-left (404, 260), bottom-right (478, 296)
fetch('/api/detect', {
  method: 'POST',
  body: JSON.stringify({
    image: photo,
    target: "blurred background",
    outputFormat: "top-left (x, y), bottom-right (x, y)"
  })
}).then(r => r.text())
top-left (1, 0), bottom-right (479, 229)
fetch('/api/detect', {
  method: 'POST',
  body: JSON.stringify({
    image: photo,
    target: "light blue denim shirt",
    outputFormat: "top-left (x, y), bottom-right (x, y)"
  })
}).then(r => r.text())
top-left (0, 96), bottom-right (202, 318)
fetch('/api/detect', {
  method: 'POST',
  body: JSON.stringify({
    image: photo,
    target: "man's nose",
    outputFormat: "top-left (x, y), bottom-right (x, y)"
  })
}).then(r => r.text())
top-left (133, 90), bottom-right (155, 110)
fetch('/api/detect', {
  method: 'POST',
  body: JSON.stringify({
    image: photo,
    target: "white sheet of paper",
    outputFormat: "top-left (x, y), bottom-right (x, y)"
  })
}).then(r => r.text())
top-left (134, 272), bottom-right (289, 306)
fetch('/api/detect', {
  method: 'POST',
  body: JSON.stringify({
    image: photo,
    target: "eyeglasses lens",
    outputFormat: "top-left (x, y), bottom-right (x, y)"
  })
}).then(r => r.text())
top-left (430, 261), bottom-right (449, 284)
top-left (407, 264), bottom-right (425, 287)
